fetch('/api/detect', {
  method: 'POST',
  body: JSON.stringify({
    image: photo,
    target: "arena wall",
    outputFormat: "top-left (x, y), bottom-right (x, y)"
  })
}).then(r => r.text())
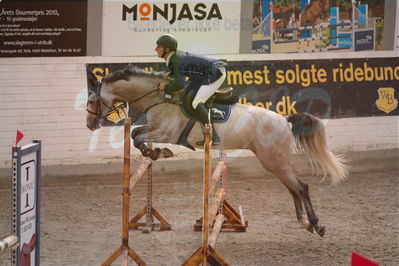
top-left (0, 51), bottom-right (397, 170)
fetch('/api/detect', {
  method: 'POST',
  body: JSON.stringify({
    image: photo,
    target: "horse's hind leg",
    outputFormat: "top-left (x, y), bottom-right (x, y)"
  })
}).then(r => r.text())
top-left (297, 178), bottom-right (326, 237)
top-left (285, 185), bottom-right (313, 233)
top-left (281, 170), bottom-right (326, 237)
top-left (272, 167), bottom-right (319, 234)
top-left (255, 151), bottom-right (325, 236)
top-left (278, 170), bottom-right (325, 237)
top-left (251, 114), bottom-right (325, 236)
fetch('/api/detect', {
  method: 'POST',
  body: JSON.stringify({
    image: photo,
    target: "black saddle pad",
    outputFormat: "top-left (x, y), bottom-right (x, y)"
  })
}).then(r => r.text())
top-left (179, 102), bottom-right (233, 123)
top-left (210, 104), bottom-right (232, 123)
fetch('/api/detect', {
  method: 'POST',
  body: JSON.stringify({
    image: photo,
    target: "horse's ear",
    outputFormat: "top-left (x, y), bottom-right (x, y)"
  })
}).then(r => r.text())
top-left (163, 71), bottom-right (172, 80)
top-left (126, 63), bottom-right (136, 72)
top-left (88, 90), bottom-right (95, 100)
top-left (87, 71), bottom-right (99, 92)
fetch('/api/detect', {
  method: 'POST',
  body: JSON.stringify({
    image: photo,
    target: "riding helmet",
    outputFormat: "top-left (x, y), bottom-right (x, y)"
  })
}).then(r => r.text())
top-left (156, 34), bottom-right (178, 51)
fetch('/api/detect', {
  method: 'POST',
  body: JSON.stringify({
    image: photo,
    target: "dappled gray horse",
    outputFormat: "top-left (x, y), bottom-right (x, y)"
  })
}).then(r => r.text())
top-left (86, 66), bottom-right (347, 237)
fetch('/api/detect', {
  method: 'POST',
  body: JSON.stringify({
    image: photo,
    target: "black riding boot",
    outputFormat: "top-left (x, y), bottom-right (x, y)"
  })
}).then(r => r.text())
top-left (194, 103), bottom-right (220, 146)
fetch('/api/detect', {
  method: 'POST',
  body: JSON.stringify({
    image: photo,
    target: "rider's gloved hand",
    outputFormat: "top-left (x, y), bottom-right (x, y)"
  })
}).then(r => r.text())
top-left (158, 82), bottom-right (166, 91)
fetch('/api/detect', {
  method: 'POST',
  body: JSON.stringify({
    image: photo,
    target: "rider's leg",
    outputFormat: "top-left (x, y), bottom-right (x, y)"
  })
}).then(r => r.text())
top-left (194, 103), bottom-right (220, 146)
top-left (191, 67), bottom-right (226, 109)
top-left (192, 67), bottom-right (226, 145)
top-left (194, 102), bottom-right (211, 124)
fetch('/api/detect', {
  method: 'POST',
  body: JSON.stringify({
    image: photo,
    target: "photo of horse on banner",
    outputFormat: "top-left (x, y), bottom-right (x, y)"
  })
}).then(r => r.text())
top-left (254, 0), bottom-right (376, 53)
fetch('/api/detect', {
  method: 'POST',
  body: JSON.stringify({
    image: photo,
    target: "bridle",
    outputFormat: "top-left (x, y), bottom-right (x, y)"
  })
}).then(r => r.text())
top-left (86, 79), bottom-right (116, 119)
top-left (86, 79), bottom-right (174, 121)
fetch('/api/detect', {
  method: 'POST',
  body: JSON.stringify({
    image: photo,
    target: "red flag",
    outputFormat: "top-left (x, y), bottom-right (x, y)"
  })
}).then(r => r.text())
top-left (352, 252), bottom-right (379, 266)
top-left (15, 130), bottom-right (24, 147)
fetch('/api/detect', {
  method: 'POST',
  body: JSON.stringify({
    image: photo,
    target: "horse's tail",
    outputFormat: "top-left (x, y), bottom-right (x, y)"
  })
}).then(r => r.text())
top-left (287, 113), bottom-right (348, 185)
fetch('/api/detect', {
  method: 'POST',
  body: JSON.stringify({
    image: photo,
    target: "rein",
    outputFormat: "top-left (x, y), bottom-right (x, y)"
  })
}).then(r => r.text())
top-left (86, 79), bottom-right (177, 120)
top-left (122, 83), bottom-right (180, 115)
top-left (129, 89), bottom-right (159, 105)
top-left (143, 99), bottom-right (179, 114)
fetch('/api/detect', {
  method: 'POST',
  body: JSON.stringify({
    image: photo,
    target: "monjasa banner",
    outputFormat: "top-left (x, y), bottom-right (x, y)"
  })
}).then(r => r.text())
top-left (87, 57), bottom-right (398, 124)
top-left (102, 0), bottom-right (241, 56)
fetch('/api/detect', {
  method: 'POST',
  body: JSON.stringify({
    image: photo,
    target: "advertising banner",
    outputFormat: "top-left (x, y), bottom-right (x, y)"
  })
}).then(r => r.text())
top-left (354, 29), bottom-right (375, 51)
top-left (87, 57), bottom-right (398, 127)
top-left (102, 0), bottom-right (241, 56)
top-left (226, 57), bottom-right (398, 118)
top-left (0, 0), bottom-right (87, 57)
top-left (253, 0), bottom-right (384, 54)
top-left (252, 38), bottom-right (271, 53)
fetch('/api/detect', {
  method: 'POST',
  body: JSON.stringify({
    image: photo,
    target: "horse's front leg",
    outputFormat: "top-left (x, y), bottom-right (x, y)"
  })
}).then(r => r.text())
top-left (131, 126), bottom-right (173, 160)
top-left (131, 126), bottom-right (160, 160)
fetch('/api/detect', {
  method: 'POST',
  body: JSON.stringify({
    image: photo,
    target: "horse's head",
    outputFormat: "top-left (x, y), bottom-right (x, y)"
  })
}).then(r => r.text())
top-left (86, 72), bottom-right (115, 131)
top-left (86, 66), bottom-right (172, 131)
top-left (86, 92), bottom-right (101, 131)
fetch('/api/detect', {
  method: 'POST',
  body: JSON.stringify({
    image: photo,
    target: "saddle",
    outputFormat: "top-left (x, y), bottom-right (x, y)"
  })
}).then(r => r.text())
top-left (214, 86), bottom-right (234, 101)
top-left (177, 86), bottom-right (238, 150)
top-left (179, 87), bottom-right (237, 120)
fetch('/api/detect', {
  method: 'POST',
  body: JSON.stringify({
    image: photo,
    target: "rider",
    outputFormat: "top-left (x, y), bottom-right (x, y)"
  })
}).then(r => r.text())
top-left (156, 34), bottom-right (227, 145)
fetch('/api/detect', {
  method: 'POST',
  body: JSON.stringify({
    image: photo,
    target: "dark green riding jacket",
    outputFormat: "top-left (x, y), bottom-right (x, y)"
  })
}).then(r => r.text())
top-left (164, 50), bottom-right (226, 94)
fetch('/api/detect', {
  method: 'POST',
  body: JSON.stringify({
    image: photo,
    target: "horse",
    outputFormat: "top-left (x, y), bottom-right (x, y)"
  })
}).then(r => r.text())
top-left (299, 0), bottom-right (329, 40)
top-left (273, 8), bottom-right (291, 40)
top-left (299, 0), bottom-right (329, 27)
top-left (86, 66), bottom-right (347, 237)
top-left (273, 8), bottom-right (301, 41)
top-left (274, 18), bottom-right (288, 40)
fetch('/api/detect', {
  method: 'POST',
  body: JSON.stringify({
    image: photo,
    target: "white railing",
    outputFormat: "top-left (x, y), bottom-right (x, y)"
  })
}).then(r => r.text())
top-left (253, 13), bottom-right (271, 37)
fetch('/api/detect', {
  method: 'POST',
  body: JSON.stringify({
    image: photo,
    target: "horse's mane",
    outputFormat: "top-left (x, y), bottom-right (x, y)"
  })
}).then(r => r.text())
top-left (103, 65), bottom-right (167, 84)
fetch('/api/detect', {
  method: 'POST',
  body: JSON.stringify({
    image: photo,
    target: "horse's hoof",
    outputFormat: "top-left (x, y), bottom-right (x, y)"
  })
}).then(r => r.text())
top-left (141, 149), bottom-right (151, 158)
top-left (316, 225), bottom-right (326, 237)
top-left (299, 216), bottom-right (313, 233)
top-left (149, 148), bottom-right (161, 161)
top-left (160, 148), bottom-right (174, 158)
top-left (305, 224), bottom-right (314, 233)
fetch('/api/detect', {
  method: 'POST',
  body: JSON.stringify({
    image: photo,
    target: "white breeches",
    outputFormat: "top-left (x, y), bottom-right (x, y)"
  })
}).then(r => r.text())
top-left (192, 67), bottom-right (226, 109)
